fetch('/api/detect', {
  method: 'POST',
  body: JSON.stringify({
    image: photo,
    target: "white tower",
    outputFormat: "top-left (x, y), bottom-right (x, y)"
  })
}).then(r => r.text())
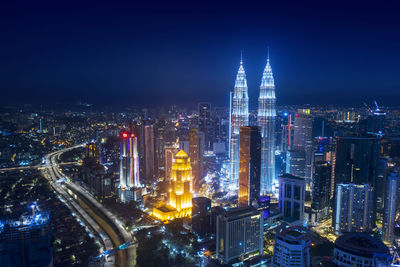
top-left (229, 55), bottom-right (249, 192)
top-left (258, 51), bottom-right (276, 193)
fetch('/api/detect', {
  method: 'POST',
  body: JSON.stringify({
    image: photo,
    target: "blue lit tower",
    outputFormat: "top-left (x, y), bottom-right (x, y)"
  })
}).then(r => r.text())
top-left (258, 52), bottom-right (276, 193)
top-left (229, 56), bottom-right (249, 191)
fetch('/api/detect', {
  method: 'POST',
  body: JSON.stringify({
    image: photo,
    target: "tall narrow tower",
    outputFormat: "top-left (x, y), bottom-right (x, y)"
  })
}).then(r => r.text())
top-left (230, 56), bottom-right (249, 191)
top-left (258, 53), bottom-right (276, 194)
top-left (119, 131), bottom-right (140, 188)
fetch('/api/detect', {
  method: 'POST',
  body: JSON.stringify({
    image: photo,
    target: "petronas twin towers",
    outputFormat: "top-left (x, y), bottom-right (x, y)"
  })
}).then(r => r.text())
top-left (229, 54), bottom-right (276, 195)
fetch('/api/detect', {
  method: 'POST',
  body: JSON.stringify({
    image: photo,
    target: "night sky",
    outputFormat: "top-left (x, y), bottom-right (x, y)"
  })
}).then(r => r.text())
top-left (1, 1), bottom-right (400, 108)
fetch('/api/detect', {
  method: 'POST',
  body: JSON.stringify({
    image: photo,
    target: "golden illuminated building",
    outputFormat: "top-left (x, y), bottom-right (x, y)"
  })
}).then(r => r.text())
top-left (153, 150), bottom-right (193, 221)
top-left (238, 126), bottom-right (261, 208)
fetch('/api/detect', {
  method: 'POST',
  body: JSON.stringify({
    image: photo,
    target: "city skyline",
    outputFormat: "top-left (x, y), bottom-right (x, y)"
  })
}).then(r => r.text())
top-left (2, 2), bottom-right (400, 267)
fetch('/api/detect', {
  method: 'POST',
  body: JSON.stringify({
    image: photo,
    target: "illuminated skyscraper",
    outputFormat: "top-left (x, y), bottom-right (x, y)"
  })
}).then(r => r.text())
top-left (119, 131), bottom-right (140, 202)
top-left (230, 56), bottom-right (249, 191)
top-left (334, 135), bottom-right (379, 221)
top-left (119, 131), bottom-right (140, 188)
top-left (333, 183), bottom-right (374, 235)
top-left (153, 150), bottom-right (193, 220)
top-left (216, 206), bottom-right (263, 264)
top-left (383, 173), bottom-right (398, 243)
top-left (169, 150), bottom-right (193, 211)
top-left (258, 53), bottom-right (276, 194)
top-left (238, 126), bottom-right (261, 207)
top-left (144, 122), bottom-right (156, 183)
top-left (311, 161), bottom-right (331, 223)
top-left (279, 174), bottom-right (306, 225)
top-left (293, 110), bottom-right (313, 184)
top-left (198, 102), bottom-right (212, 150)
top-left (189, 128), bottom-right (203, 193)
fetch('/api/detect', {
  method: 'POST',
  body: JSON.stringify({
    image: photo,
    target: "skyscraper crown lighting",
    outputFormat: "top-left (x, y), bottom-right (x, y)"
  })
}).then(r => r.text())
top-left (229, 56), bottom-right (249, 192)
top-left (258, 53), bottom-right (276, 194)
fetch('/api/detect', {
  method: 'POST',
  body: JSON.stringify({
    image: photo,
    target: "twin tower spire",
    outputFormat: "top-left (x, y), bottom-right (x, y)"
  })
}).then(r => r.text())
top-left (229, 52), bottom-right (276, 195)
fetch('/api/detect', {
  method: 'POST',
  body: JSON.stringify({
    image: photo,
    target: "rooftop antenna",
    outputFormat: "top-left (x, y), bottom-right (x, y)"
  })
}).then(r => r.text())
top-left (267, 46), bottom-right (270, 62)
top-left (240, 50), bottom-right (243, 65)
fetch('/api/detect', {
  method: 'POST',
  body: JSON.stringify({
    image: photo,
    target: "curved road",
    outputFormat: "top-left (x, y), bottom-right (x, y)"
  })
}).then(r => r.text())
top-left (43, 145), bottom-right (136, 267)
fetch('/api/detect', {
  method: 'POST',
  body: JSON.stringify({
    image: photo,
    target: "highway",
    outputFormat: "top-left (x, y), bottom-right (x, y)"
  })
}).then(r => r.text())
top-left (0, 161), bottom-right (77, 172)
top-left (42, 145), bottom-right (136, 267)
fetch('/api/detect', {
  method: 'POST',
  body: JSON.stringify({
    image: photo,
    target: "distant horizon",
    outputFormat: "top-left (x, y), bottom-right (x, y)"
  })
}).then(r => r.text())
top-left (1, 99), bottom-right (397, 112)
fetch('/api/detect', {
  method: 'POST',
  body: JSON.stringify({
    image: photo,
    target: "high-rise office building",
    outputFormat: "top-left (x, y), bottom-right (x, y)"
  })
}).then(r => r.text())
top-left (293, 110), bottom-right (313, 183)
top-left (0, 210), bottom-right (53, 267)
top-left (198, 102), bottom-right (212, 150)
top-left (334, 135), bottom-right (379, 186)
top-left (238, 126), bottom-right (261, 207)
top-left (376, 158), bottom-right (387, 222)
top-left (311, 161), bottom-right (331, 223)
top-left (189, 128), bottom-right (203, 193)
top-left (334, 135), bottom-right (379, 221)
top-left (383, 173), bottom-right (398, 243)
top-left (279, 174), bottom-right (306, 225)
top-left (286, 150), bottom-right (306, 178)
top-left (272, 225), bottom-right (311, 267)
top-left (155, 126), bottom-right (165, 179)
top-left (153, 150), bottom-right (193, 220)
top-left (333, 183), bottom-right (374, 235)
top-left (144, 121), bottom-right (156, 183)
top-left (119, 131), bottom-right (140, 202)
top-left (229, 57), bottom-right (249, 191)
top-left (280, 113), bottom-right (294, 153)
top-left (257, 54), bottom-right (276, 194)
top-left (216, 206), bottom-right (263, 264)
top-left (192, 197), bottom-right (212, 238)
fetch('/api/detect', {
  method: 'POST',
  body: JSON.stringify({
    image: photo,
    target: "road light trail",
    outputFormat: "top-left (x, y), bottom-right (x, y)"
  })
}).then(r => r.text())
top-left (42, 144), bottom-right (136, 267)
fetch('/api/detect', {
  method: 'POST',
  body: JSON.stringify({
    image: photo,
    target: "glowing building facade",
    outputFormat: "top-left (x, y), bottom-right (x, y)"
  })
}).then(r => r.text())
top-left (119, 131), bottom-right (140, 188)
top-left (230, 58), bottom-right (249, 191)
top-left (189, 128), bottom-right (203, 193)
top-left (119, 131), bottom-right (140, 202)
top-left (238, 126), bottom-right (261, 207)
top-left (153, 150), bottom-right (193, 221)
top-left (333, 183), bottom-right (374, 235)
top-left (258, 55), bottom-right (276, 194)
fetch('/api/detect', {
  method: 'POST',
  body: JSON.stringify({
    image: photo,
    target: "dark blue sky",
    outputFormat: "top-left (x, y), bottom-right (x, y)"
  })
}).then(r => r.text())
top-left (1, 1), bottom-right (400, 108)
